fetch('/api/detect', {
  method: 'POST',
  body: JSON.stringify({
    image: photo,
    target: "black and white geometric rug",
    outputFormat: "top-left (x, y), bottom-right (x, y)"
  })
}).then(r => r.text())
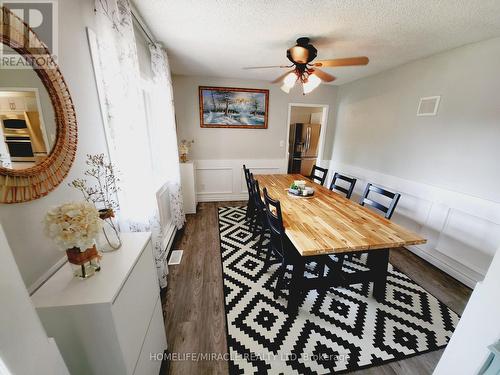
top-left (218, 206), bottom-right (460, 374)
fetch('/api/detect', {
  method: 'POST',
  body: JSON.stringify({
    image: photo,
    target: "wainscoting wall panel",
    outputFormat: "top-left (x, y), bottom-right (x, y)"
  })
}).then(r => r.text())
top-left (196, 167), bottom-right (233, 196)
top-left (195, 159), bottom-right (286, 202)
top-left (329, 161), bottom-right (500, 287)
top-left (195, 158), bottom-right (497, 286)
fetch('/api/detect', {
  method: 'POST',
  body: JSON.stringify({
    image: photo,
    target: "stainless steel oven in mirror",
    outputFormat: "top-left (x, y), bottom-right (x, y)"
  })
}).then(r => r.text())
top-left (0, 89), bottom-right (56, 169)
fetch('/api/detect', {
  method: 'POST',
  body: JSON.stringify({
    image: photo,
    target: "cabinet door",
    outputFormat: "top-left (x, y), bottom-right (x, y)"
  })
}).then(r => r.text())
top-left (180, 163), bottom-right (197, 214)
top-left (112, 241), bottom-right (159, 375)
top-left (133, 297), bottom-right (167, 375)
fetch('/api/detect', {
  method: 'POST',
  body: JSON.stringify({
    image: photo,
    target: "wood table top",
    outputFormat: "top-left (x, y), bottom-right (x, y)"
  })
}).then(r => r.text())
top-left (256, 174), bottom-right (427, 257)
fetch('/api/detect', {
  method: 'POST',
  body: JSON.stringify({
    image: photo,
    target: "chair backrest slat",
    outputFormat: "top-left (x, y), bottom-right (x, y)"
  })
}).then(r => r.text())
top-left (360, 197), bottom-right (389, 214)
top-left (263, 187), bottom-right (286, 258)
top-left (359, 183), bottom-right (401, 220)
top-left (250, 177), bottom-right (264, 210)
top-left (243, 164), bottom-right (252, 193)
top-left (310, 165), bottom-right (328, 186)
top-left (329, 172), bottom-right (357, 199)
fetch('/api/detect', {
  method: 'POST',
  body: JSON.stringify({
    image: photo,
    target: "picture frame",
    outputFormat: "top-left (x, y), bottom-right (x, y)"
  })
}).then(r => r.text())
top-left (199, 86), bottom-right (269, 129)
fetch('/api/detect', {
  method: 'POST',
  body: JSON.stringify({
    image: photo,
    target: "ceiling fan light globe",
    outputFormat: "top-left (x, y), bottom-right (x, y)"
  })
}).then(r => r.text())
top-left (280, 84), bottom-right (291, 93)
top-left (284, 72), bottom-right (298, 87)
top-left (302, 74), bottom-right (322, 94)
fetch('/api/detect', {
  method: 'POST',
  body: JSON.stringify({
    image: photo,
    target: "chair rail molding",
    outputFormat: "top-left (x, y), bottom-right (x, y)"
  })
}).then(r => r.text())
top-left (328, 161), bottom-right (500, 287)
top-left (194, 159), bottom-right (285, 202)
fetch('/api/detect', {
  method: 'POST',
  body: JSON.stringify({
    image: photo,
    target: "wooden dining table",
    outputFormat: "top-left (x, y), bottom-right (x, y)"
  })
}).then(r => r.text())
top-left (256, 174), bottom-right (427, 311)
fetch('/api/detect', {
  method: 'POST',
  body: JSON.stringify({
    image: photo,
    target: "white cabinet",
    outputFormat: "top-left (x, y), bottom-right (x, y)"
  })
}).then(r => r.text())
top-left (0, 225), bottom-right (69, 375)
top-left (31, 233), bottom-right (167, 375)
top-left (310, 111), bottom-right (322, 124)
top-left (180, 161), bottom-right (197, 214)
top-left (0, 96), bottom-right (26, 111)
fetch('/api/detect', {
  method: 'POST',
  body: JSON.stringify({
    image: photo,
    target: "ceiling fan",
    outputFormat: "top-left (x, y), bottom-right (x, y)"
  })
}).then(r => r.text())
top-left (244, 37), bottom-right (369, 94)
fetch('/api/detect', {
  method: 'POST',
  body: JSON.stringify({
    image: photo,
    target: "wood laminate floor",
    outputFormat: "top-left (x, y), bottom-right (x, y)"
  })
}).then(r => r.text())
top-left (161, 202), bottom-right (472, 375)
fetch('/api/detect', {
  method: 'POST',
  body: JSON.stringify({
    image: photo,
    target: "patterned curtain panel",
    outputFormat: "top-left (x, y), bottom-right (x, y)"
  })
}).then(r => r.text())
top-left (148, 43), bottom-right (186, 230)
top-left (93, 0), bottom-right (185, 288)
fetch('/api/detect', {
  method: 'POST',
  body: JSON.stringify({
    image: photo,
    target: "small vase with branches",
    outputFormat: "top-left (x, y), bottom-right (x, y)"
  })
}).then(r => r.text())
top-left (69, 154), bottom-right (122, 251)
top-left (179, 139), bottom-right (194, 163)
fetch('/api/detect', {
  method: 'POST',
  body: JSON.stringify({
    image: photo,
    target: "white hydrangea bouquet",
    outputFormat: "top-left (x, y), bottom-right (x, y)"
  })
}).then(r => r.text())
top-left (44, 202), bottom-right (103, 251)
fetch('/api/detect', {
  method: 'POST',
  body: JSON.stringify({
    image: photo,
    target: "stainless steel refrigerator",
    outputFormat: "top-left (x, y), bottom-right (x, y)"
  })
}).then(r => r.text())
top-left (287, 123), bottom-right (321, 176)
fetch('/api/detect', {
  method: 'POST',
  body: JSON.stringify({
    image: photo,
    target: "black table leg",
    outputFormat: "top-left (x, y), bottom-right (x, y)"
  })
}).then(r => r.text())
top-left (287, 258), bottom-right (305, 313)
top-left (369, 249), bottom-right (389, 302)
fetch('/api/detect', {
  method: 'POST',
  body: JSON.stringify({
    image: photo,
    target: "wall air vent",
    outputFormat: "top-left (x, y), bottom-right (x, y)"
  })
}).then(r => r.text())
top-left (417, 96), bottom-right (441, 116)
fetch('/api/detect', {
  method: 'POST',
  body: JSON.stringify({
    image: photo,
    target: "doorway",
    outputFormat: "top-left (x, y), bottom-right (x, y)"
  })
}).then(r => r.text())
top-left (286, 104), bottom-right (329, 175)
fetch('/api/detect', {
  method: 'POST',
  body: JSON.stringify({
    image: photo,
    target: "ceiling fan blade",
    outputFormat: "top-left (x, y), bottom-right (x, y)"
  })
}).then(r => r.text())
top-left (271, 69), bottom-right (294, 84)
top-left (312, 68), bottom-right (336, 82)
top-left (243, 65), bottom-right (291, 70)
top-left (314, 56), bottom-right (369, 67)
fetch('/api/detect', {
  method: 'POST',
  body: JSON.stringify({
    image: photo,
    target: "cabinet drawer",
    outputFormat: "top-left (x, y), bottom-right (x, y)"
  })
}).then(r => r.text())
top-left (134, 296), bottom-right (167, 375)
top-left (112, 240), bottom-right (159, 375)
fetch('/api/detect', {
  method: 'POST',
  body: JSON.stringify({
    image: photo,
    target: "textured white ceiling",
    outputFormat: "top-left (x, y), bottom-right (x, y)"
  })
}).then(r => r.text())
top-left (134, 0), bottom-right (500, 85)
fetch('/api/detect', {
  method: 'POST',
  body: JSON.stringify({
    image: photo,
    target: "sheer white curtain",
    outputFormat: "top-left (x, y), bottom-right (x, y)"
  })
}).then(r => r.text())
top-left (93, 0), bottom-right (184, 288)
top-left (148, 43), bottom-right (185, 229)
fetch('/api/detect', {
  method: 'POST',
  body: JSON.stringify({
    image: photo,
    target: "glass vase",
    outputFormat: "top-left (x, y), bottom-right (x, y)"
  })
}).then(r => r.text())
top-left (66, 246), bottom-right (101, 279)
top-left (98, 208), bottom-right (122, 252)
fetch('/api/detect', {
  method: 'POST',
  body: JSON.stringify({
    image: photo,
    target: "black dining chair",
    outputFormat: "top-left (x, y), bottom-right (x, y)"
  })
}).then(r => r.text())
top-left (342, 183), bottom-right (401, 264)
top-left (248, 177), bottom-right (275, 265)
top-left (354, 183), bottom-right (401, 295)
top-left (329, 172), bottom-right (357, 199)
top-left (262, 187), bottom-right (302, 298)
top-left (359, 183), bottom-right (401, 220)
top-left (310, 165), bottom-right (329, 186)
top-left (262, 188), bottom-right (331, 300)
top-left (243, 165), bottom-right (256, 220)
top-left (247, 176), bottom-right (264, 237)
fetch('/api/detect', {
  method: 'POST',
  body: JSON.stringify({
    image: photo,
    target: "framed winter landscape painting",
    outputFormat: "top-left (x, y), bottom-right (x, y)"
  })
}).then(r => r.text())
top-left (199, 86), bottom-right (269, 129)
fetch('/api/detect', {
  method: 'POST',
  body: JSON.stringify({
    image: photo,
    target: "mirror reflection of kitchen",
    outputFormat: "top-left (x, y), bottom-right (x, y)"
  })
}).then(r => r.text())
top-left (287, 105), bottom-right (325, 175)
top-left (0, 46), bottom-right (57, 170)
top-left (0, 89), bottom-right (54, 169)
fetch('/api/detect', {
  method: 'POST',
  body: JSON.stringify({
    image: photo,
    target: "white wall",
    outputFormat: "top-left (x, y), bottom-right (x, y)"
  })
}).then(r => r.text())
top-left (434, 246), bottom-right (500, 374)
top-left (172, 75), bottom-right (337, 201)
top-left (290, 106), bottom-right (323, 124)
top-left (0, 0), bottom-right (109, 289)
top-left (330, 37), bottom-right (500, 286)
top-left (0, 225), bottom-right (68, 374)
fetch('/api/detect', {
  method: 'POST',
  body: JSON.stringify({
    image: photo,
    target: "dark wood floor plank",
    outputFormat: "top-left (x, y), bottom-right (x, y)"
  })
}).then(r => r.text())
top-left (162, 201), bottom-right (472, 375)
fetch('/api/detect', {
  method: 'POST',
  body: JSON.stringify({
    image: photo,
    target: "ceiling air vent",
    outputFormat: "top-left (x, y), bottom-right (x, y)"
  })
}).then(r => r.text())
top-left (417, 96), bottom-right (441, 116)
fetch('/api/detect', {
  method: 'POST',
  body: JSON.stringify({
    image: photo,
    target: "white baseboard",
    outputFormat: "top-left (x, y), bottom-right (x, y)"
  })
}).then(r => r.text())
top-left (407, 245), bottom-right (479, 288)
top-left (197, 193), bottom-right (248, 202)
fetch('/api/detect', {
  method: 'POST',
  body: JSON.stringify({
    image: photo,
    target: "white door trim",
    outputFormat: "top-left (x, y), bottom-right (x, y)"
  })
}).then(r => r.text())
top-left (284, 103), bottom-right (330, 171)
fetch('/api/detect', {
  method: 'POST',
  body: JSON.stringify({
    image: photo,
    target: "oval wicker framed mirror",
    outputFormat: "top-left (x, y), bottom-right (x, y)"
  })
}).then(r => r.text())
top-left (0, 7), bottom-right (77, 203)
